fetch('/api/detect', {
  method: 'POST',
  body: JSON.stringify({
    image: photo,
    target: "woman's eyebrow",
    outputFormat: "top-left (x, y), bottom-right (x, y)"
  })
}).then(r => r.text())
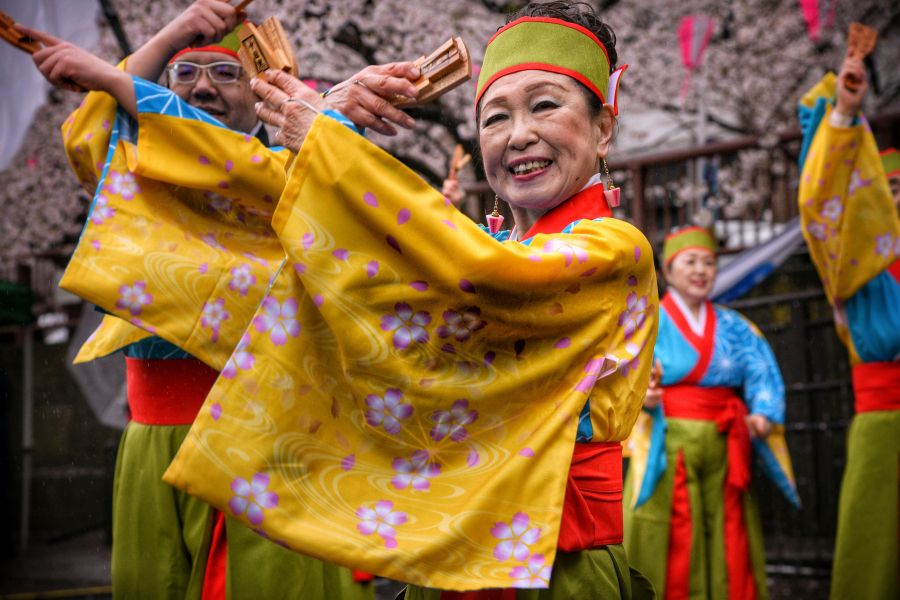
top-left (523, 81), bottom-right (567, 94)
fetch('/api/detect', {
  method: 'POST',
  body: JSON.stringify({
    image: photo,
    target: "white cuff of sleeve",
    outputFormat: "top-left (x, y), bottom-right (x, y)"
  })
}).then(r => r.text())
top-left (829, 109), bottom-right (854, 128)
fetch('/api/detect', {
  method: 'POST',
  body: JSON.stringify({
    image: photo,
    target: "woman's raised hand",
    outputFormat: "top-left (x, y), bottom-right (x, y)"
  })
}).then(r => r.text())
top-left (836, 56), bottom-right (867, 118)
top-left (252, 70), bottom-right (327, 152)
top-left (323, 62), bottom-right (421, 136)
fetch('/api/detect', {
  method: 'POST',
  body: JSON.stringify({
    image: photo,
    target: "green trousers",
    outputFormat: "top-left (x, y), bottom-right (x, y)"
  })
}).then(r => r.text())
top-left (830, 410), bottom-right (900, 600)
top-left (623, 418), bottom-right (768, 600)
top-left (111, 421), bottom-right (372, 599)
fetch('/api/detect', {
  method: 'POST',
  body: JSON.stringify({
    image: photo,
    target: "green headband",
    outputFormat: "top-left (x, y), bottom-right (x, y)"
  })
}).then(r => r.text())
top-left (476, 17), bottom-right (612, 108)
top-left (882, 148), bottom-right (900, 179)
top-left (663, 227), bottom-right (716, 265)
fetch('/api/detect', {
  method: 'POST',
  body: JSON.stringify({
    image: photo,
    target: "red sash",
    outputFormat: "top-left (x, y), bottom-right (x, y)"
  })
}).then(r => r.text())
top-left (441, 442), bottom-right (623, 600)
top-left (125, 357), bottom-right (219, 425)
top-left (887, 258), bottom-right (900, 283)
top-left (852, 361), bottom-right (900, 413)
top-left (522, 183), bottom-right (611, 239)
top-left (662, 385), bottom-right (756, 600)
top-left (660, 294), bottom-right (716, 383)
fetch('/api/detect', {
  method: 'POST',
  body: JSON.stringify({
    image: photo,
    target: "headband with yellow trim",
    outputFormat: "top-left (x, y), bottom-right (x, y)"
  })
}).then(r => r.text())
top-left (663, 226), bottom-right (716, 265)
top-left (475, 16), bottom-right (627, 114)
top-left (882, 148), bottom-right (900, 179)
top-left (169, 27), bottom-right (243, 63)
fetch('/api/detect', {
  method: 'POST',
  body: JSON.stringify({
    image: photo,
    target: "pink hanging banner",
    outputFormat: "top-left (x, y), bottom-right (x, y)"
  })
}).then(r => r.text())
top-left (678, 15), bottom-right (715, 101)
top-left (799, 0), bottom-right (836, 42)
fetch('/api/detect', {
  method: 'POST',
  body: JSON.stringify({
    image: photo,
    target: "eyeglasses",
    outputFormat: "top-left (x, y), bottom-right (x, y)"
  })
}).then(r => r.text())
top-left (166, 61), bottom-right (243, 85)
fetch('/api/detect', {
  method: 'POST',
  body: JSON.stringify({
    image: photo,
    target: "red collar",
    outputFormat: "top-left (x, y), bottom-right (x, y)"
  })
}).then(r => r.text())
top-left (661, 293), bottom-right (717, 384)
top-left (523, 184), bottom-right (611, 238)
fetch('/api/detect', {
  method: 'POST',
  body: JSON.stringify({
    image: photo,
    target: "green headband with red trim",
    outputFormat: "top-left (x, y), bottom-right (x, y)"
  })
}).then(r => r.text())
top-left (663, 226), bottom-right (716, 265)
top-left (882, 148), bottom-right (900, 179)
top-left (476, 17), bottom-right (626, 114)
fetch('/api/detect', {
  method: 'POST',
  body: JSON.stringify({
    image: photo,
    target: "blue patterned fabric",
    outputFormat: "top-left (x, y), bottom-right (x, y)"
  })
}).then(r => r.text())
top-left (846, 270), bottom-right (900, 362)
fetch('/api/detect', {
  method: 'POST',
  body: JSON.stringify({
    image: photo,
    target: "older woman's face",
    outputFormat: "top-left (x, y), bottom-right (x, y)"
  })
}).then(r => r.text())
top-left (478, 70), bottom-right (611, 213)
top-left (666, 249), bottom-right (717, 305)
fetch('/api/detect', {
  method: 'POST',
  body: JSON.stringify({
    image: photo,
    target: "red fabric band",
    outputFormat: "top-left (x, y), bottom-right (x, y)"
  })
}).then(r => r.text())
top-left (125, 357), bottom-right (219, 425)
top-left (852, 361), bottom-right (900, 413)
top-left (201, 510), bottom-right (228, 600)
top-left (557, 441), bottom-right (624, 550)
top-left (665, 451), bottom-right (691, 600)
top-left (169, 46), bottom-right (240, 63)
top-left (352, 570), bottom-right (375, 583)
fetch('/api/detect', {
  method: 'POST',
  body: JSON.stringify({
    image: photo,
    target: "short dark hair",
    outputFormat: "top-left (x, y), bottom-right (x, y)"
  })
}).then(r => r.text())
top-left (504, 1), bottom-right (618, 116)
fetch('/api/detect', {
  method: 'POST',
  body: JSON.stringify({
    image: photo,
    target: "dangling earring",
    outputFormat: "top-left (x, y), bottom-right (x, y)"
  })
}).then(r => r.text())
top-left (486, 195), bottom-right (505, 233)
top-left (602, 158), bottom-right (620, 208)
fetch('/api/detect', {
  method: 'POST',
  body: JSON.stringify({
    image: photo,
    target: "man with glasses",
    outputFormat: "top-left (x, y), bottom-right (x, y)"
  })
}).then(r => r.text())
top-left (20, 0), bottom-right (421, 597)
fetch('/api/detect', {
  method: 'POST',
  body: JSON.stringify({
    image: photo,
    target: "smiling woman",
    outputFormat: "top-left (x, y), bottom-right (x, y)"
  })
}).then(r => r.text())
top-left (188, 2), bottom-right (655, 599)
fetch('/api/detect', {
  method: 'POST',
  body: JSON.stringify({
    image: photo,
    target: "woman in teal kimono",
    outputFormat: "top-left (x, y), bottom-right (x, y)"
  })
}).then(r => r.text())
top-left (797, 56), bottom-right (900, 600)
top-left (624, 226), bottom-right (799, 600)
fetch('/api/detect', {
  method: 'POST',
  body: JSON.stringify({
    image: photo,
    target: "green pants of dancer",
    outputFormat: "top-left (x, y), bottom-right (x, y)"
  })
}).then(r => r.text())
top-left (830, 410), bottom-right (900, 600)
top-left (623, 418), bottom-right (768, 600)
top-left (111, 421), bottom-right (373, 599)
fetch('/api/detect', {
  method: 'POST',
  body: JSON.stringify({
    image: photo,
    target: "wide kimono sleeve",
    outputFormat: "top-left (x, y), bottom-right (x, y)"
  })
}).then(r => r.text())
top-left (162, 114), bottom-right (658, 590)
top-left (733, 313), bottom-right (785, 424)
top-left (797, 75), bottom-right (900, 308)
top-left (58, 76), bottom-right (292, 368)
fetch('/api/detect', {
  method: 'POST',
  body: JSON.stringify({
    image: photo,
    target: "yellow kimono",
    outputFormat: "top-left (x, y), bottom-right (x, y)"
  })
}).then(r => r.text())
top-left (62, 100), bottom-right (658, 589)
top-left (798, 74), bottom-right (900, 600)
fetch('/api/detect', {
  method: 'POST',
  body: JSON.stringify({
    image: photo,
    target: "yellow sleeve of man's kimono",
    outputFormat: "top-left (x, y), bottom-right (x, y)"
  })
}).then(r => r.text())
top-left (164, 115), bottom-right (658, 590)
top-left (61, 91), bottom-right (118, 198)
top-left (798, 104), bottom-right (900, 304)
top-left (58, 85), bottom-right (292, 369)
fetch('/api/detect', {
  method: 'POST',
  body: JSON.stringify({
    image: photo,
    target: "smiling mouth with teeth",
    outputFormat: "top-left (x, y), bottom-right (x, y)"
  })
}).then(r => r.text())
top-left (510, 160), bottom-right (552, 175)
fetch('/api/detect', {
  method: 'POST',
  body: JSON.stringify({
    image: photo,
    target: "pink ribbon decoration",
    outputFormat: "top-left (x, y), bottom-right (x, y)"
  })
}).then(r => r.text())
top-left (678, 15), bottom-right (715, 102)
top-left (607, 64), bottom-right (628, 116)
top-left (799, 0), bottom-right (836, 42)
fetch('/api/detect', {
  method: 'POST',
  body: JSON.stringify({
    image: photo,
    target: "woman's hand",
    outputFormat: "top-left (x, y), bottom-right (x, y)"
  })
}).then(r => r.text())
top-left (252, 70), bottom-right (326, 152)
top-left (442, 177), bottom-right (464, 206)
top-left (746, 414), bottom-right (772, 439)
top-left (643, 360), bottom-right (663, 409)
top-left (323, 62), bottom-right (420, 136)
top-left (835, 56), bottom-right (867, 118)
